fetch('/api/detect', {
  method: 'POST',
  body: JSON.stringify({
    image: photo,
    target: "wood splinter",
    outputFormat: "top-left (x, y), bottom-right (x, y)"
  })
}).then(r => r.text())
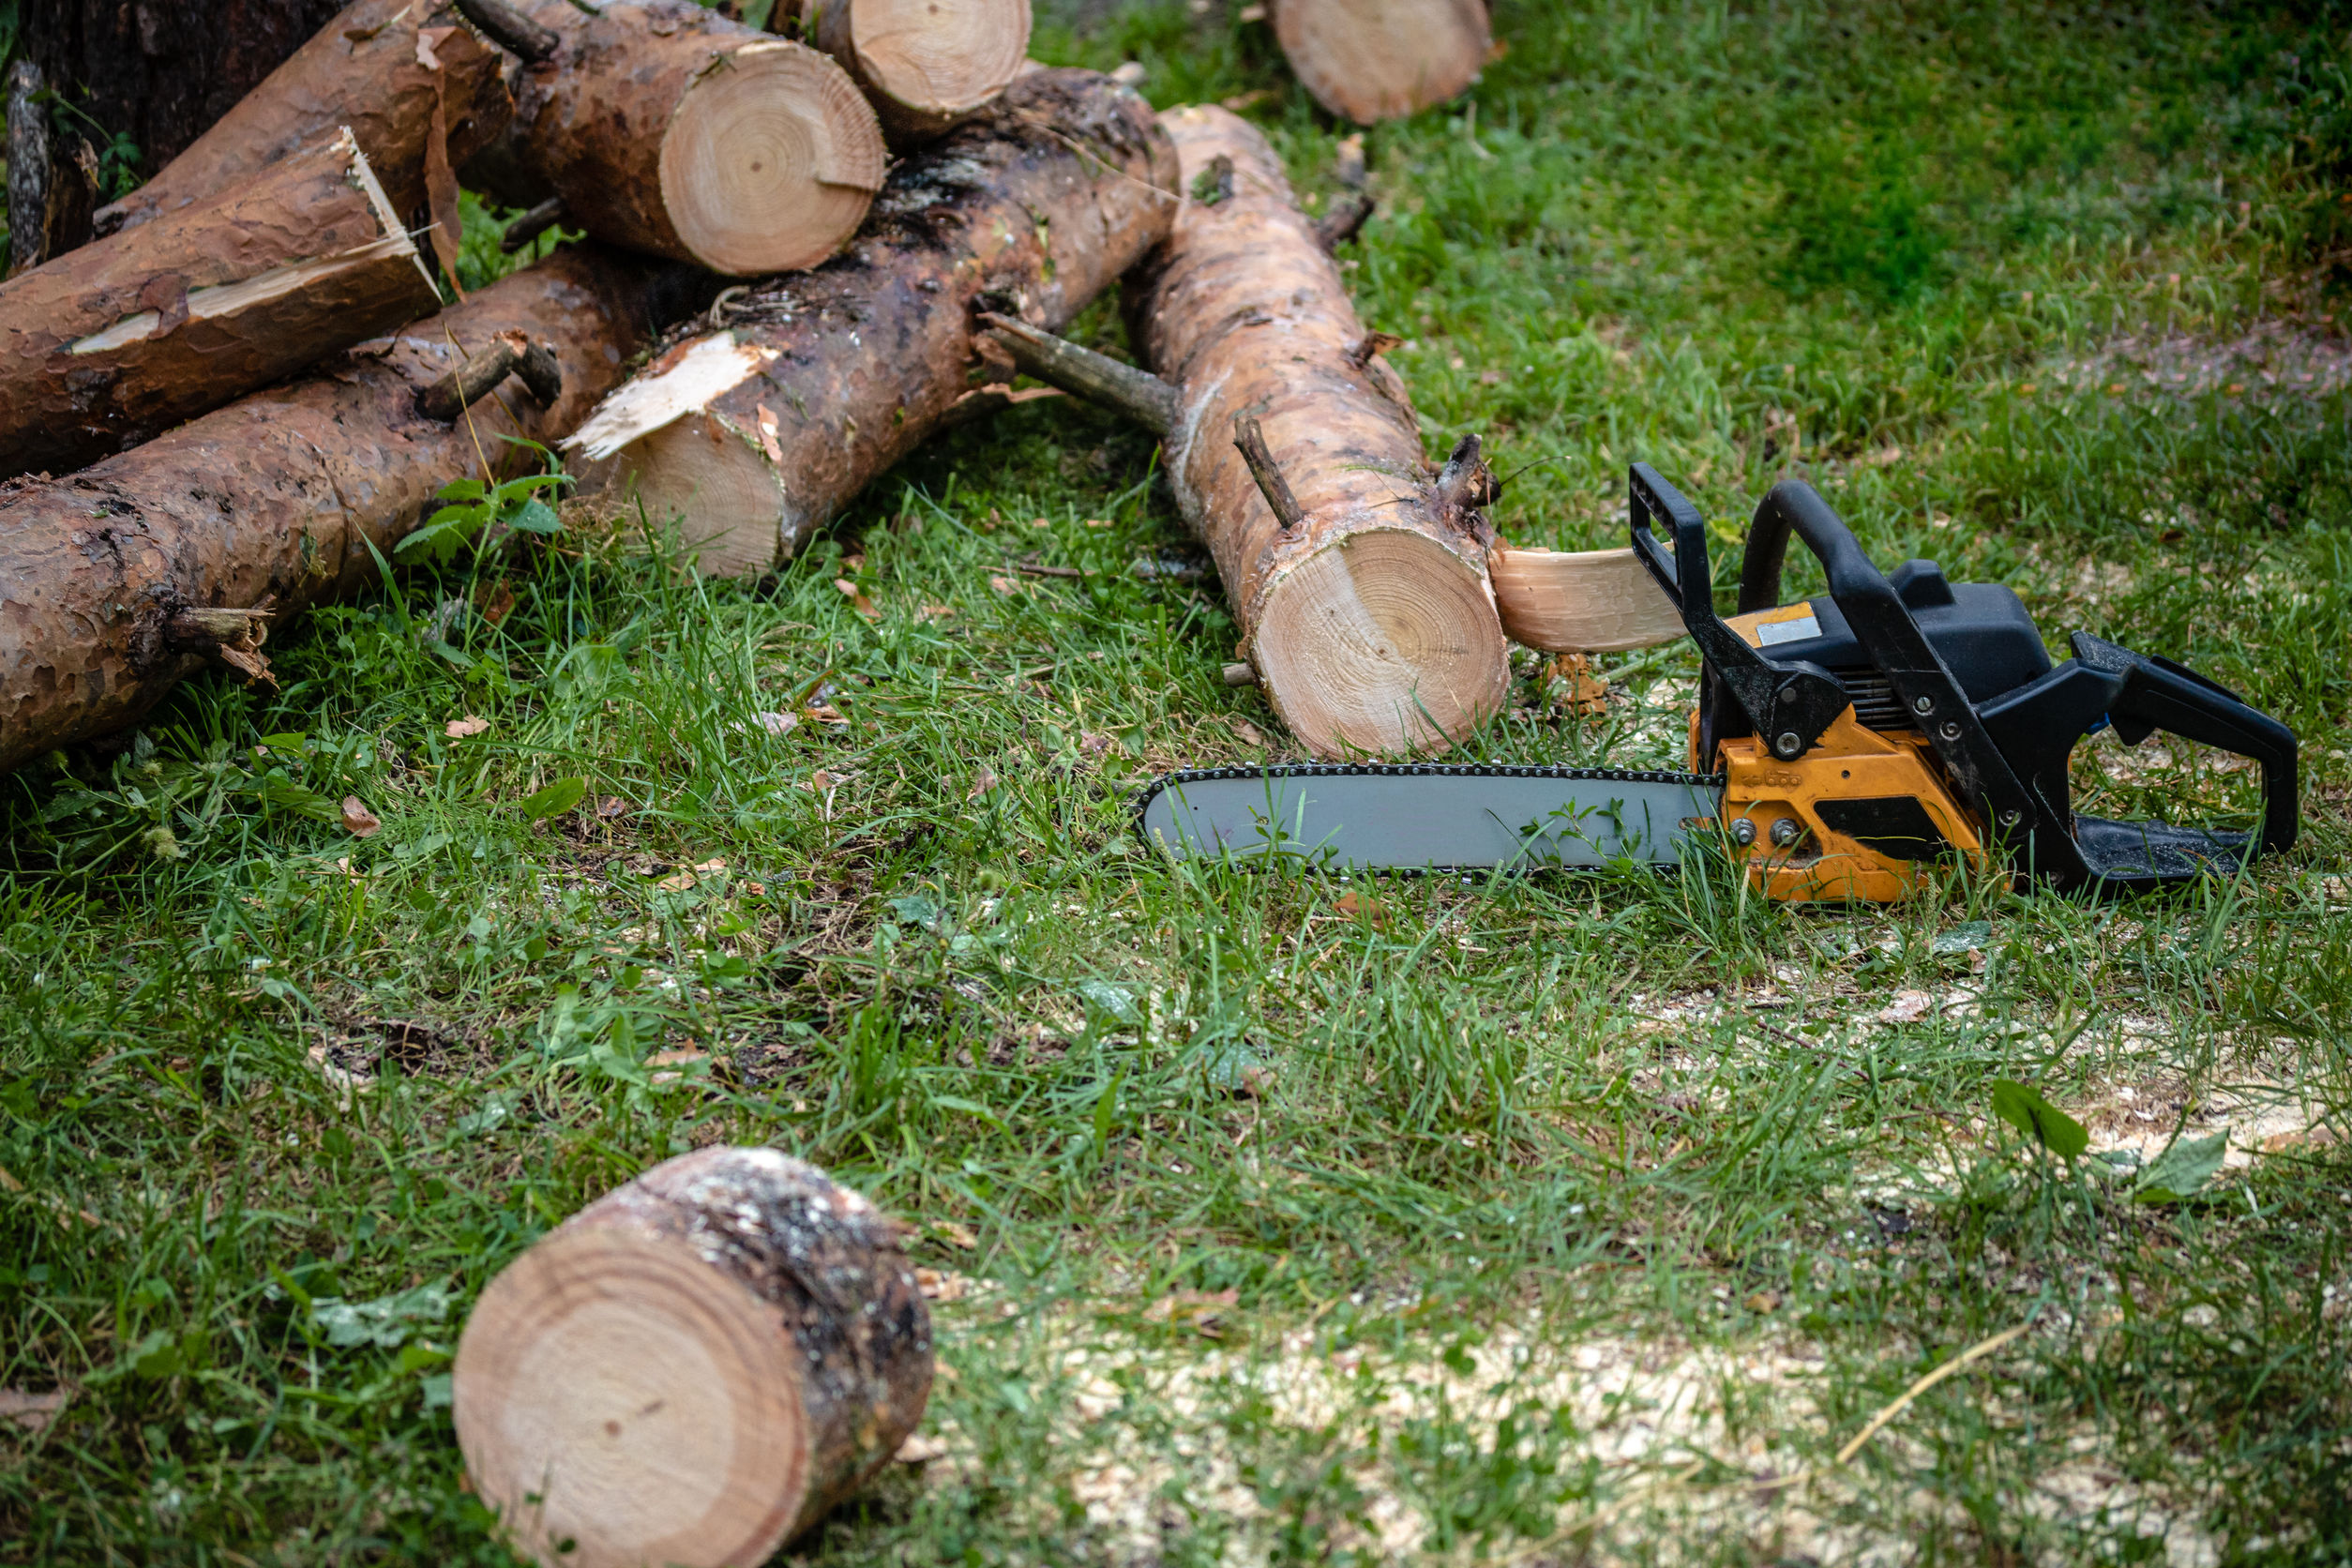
top-left (415, 328), bottom-right (563, 422)
top-left (165, 598), bottom-right (278, 686)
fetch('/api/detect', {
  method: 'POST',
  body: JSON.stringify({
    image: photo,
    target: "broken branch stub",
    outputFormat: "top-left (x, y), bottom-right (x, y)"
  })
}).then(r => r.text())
top-left (0, 128), bottom-right (441, 480)
top-left (565, 68), bottom-right (1178, 576)
top-left (0, 247), bottom-right (682, 775)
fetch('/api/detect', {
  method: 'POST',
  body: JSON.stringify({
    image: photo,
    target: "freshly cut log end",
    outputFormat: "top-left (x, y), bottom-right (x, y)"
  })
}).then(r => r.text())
top-left (1488, 546), bottom-right (1686, 655)
top-left (0, 128), bottom-right (440, 480)
top-left (453, 1148), bottom-right (932, 1568)
top-left (1254, 526), bottom-right (1506, 753)
top-left (1271, 0), bottom-right (1489, 125)
top-left (508, 3), bottom-right (886, 278)
top-left (566, 68), bottom-right (1177, 575)
top-left (806, 0), bottom-right (1034, 146)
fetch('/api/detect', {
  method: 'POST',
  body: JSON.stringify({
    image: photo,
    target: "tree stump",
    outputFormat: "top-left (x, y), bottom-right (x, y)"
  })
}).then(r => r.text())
top-left (802, 0), bottom-right (1033, 147)
top-left (0, 128), bottom-right (440, 480)
top-left (453, 1147), bottom-right (933, 1568)
top-left (1271, 0), bottom-right (1489, 125)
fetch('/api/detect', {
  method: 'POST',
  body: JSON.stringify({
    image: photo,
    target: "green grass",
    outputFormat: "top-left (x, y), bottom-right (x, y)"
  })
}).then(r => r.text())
top-left (7, 1), bottom-right (2352, 1560)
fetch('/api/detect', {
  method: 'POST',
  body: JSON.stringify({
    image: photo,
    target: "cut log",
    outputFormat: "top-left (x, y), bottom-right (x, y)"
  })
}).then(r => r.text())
top-left (802, 0), bottom-right (1033, 147)
top-left (1106, 105), bottom-right (1505, 758)
top-left (0, 246), bottom-right (686, 774)
top-left (90, 0), bottom-right (512, 267)
top-left (7, 60), bottom-right (99, 275)
top-left (564, 68), bottom-right (1176, 576)
top-left (1487, 547), bottom-right (1685, 654)
top-left (1270, 0), bottom-right (1489, 125)
top-left (0, 128), bottom-right (440, 480)
top-left (504, 0), bottom-right (886, 277)
top-left (453, 1148), bottom-right (932, 1568)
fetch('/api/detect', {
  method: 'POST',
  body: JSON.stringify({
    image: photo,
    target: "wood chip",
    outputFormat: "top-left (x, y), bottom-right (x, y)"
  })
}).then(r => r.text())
top-left (895, 1432), bottom-right (951, 1463)
top-left (0, 1387), bottom-right (68, 1433)
top-left (340, 797), bottom-right (383, 837)
top-left (1227, 716), bottom-right (1267, 746)
top-left (1142, 1288), bottom-right (1239, 1336)
top-left (445, 715), bottom-right (489, 738)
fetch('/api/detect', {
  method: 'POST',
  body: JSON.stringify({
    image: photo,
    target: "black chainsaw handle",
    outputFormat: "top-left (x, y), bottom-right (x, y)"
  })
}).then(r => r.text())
top-left (2076, 634), bottom-right (2300, 857)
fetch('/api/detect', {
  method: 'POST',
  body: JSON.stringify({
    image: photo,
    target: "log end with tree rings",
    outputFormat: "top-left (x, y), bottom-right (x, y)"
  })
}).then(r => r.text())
top-left (807, 0), bottom-right (1034, 146)
top-left (452, 1148), bottom-right (932, 1568)
top-left (1271, 0), bottom-right (1491, 125)
top-left (658, 39), bottom-right (886, 276)
top-left (1251, 526), bottom-right (1509, 754)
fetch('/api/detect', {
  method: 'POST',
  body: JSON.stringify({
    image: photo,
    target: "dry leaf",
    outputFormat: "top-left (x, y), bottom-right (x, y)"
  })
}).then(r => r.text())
top-left (919, 603), bottom-right (955, 621)
top-left (929, 1219), bottom-right (980, 1250)
top-left (1227, 716), bottom-right (1268, 747)
top-left (596, 795), bottom-right (628, 819)
top-left (1745, 1290), bottom-right (1782, 1313)
top-left (1237, 1064), bottom-right (1277, 1098)
top-left (969, 765), bottom-right (999, 799)
top-left (807, 769), bottom-right (840, 792)
top-left (1877, 990), bottom-right (1933, 1025)
top-left (1141, 1288), bottom-right (1240, 1337)
top-left (475, 580), bottom-right (515, 626)
top-left (988, 575), bottom-right (1020, 596)
top-left (1546, 653), bottom-right (1609, 716)
top-left (805, 702), bottom-right (848, 726)
top-left (1084, 517), bottom-right (1112, 528)
top-left (1079, 731), bottom-right (1115, 757)
top-left (752, 709), bottom-right (798, 736)
top-left (1032, 516), bottom-right (1050, 529)
top-left (339, 797), bottom-right (382, 837)
top-left (1336, 889), bottom-right (1381, 921)
top-left (655, 870), bottom-right (697, 892)
top-left (647, 1048), bottom-right (709, 1086)
top-left (445, 715), bottom-right (489, 738)
top-left (914, 1267), bottom-right (972, 1303)
top-left (0, 1388), bottom-right (68, 1434)
top-left (834, 579), bottom-right (879, 620)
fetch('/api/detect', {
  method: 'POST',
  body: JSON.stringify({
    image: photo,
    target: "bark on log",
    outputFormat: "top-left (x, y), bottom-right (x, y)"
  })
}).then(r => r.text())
top-left (90, 0), bottom-right (512, 270)
top-left (0, 247), bottom-right (682, 775)
top-left (1488, 547), bottom-right (1685, 654)
top-left (503, 0), bottom-right (886, 277)
top-left (0, 129), bottom-right (440, 480)
top-left (7, 61), bottom-right (99, 275)
top-left (1270, 0), bottom-right (1489, 126)
top-left (802, 0), bottom-right (1033, 148)
top-left (453, 1148), bottom-right (932, 1568)
top-left (1118, 105), bottom-right (1507, 757)
top-left (563, 68), bottom-right (1177, 576)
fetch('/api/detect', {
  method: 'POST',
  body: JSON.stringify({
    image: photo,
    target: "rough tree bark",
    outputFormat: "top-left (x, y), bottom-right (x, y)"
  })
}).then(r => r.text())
top-left (498, 0), bottom-right (887, 277)
top-left (7, 60), bottom-right (100, 274)
top-left (1119, 105), bottom-right (1505, 758)
top-left (453, 1148), bottom-right (933, 1568)
top-left (13, 0), bottom-right (349, 185)
top-left (1271, 0), bottom-right (1489, 125)
top-left (563, 68), bottom-right (1177, 576)
top-left (0, 246), bottom-right (686, 775)
top-left (801, 0), bottom-right (1033, 148)
top-left (89, 0), bottom-right (512, 292)
top-left (0, 129), bottom-right (440, 480)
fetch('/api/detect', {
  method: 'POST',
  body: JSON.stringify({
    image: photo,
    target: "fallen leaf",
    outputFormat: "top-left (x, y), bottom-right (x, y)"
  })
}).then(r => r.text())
top-left (1237, 1064), bottom-right (1277, 1098)
top-left (895, 1433), bottom-right (951, 1463)
top-left (1877, 990), bottom-right (1933, 1025)
top-left (1336, 889), bottom-right (1381, 921)
top-left (693, 857), bottom-right (727, 872)
top-left (805, 702), bottom-right (848, 726)
top-left (596, 795), bottom-right (628, 818)
top-left (914, 1267), bottom-right (971, 1303)
top-left (834, 579), bottom-right (879, 620)
top-left (1745, 1291), bottom-right (1781, 1313)
top-left (475, 580), bottom-right (515, 626)
top-left (445, 715), bottom-right (489, 738)
top-left (807, 770), bottom-right (841, 792)
top-left (841, 553), bottom-right (865, 574)
top-left (1142, 1288), bottom-right (1240, 1337)
top-left (656, 871), bottom-right (697, 892)
top-left (969, 765), bottom-right (999, 799)
top-left (929, 1219), bottom-right (980, 1250)
top-left (647, 1048), bottom-right (709, 1086)
top-left (752, 709), bottom-right (798, 736)
top-left (918, 603), bottom-right (955, 620)
top-left (0, 1388), bottom-right (68, 1434)
top-left (1079, 731), bottom-right (1115, 757)
top-left (1227, 716), bottom-right (1268, 747)
top-left (988, 575), bottom-right (1020, 596)
top-left (1546, 653), bottom-right (1609, 716)
top-left (1032, 516), bottom-right (1050, 529)
top-left (340, 797), bottom-right (382, 837)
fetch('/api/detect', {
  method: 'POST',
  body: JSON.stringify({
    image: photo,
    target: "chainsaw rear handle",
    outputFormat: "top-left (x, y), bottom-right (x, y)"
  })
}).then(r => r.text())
top-left (2075, 634), bottom-right (2298, 856)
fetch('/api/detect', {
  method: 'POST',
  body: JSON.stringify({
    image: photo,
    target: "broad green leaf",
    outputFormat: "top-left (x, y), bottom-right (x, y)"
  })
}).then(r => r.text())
top-left (2134, 1131), bottom-right (2228, 1204)
top-left (520, 776), bottom-right (587, 821)
top-left (309, 1282), bottom-right (450, 1350)
top-left (1078, 979), bottom-right (1142, 1024)
top-left (1990, 1078), bottom-right (2088, 1159)
top-left (436, 478), bottom-right (488, 502)
top-left (505, 497), bottom-right (563, 535)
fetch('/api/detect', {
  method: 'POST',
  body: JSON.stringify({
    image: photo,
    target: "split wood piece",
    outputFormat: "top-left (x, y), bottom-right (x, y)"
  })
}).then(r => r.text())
top-left (91, 0), bottom-right (512, 256)
top-left (1112, 105), bottom-right (1504, 757)
top-left (801, 0), bottom-right (1033, 147)
top-left (1487, 546), bottom-right (1686, 654)
top-left (564, 68), bottom-right (1176, 576)
top-left (504, 0), bottom-right (886, 277)
top-left (453, 1147), bottom-right (932, 1568)
top-left (0, 129), bottom-right (440, 481)
top-left (7, 60), bottom-right (98, 274)
top-left (1271, 0), bottom-right (1490, 125)
top-left (0, 246), bottom-right (673, 774)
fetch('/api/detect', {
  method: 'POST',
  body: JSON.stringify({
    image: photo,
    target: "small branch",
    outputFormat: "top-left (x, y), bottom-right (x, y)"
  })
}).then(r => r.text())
top-left (1313, 191), bottom-right (1374, 252)
top-left (1434, 432), bottom-right (1499, 513)
top-left (415, 329), bottom-right (562, 422)
top-left (1015, 552), bottom-right (1087, 579)
top-left (453, 0), bottom-right (562, 61)
top-left (1231, 415), bottom-right (1305, 533)
top-left (500, 196), bottom-right (567, 254)
top-left (976, 311), bottom-right (1179, 436)
top-left (164, 596), bottom-right (278, 687)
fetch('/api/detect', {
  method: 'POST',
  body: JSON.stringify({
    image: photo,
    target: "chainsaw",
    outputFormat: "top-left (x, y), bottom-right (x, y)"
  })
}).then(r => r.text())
top-left (1136, 465), bottom-right (2299, 899)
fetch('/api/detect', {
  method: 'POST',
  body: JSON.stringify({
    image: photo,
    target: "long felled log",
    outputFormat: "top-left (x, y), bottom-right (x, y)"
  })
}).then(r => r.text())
top-left (90, 0), bottom-right (511, 290)
top-left (802, 0), bottom-right (1033, 148)
top-left (0, 247), bottom-right (686, 775)
top-left (1271, 0), bottom-right (1490, 126)
top-left (454, 1148), bottom-right (933, 1568)
top-left (1113, 105), bottom-right (1505, 757)
top-left (500, 0), bottom-right (886, 277)
top-left (563, 68), bottom-right (1176, 576)
top-left (0, 129), bottom-right (440, 480)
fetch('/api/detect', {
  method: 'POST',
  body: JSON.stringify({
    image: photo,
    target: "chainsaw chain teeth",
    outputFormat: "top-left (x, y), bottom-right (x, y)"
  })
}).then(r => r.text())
top-left (1130, 762), bottom-right (1726, 859)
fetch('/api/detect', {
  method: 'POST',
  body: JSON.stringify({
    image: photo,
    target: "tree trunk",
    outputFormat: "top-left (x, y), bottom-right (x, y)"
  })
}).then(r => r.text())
top-left (564, 68), bottom-right (1176, 576)
top-left (13, 0), bottom-right (349, 187)
top-left (1488, 546), bottom-right (1685, 654)
top-left (0, 129), bottom-right (440, 480)
top-left (453, 1148), bottom-right (933, 1568)
top-left (802, 0), bottom-right (1033, 148)
top-left (0, 246), bottom-right (686, 775)
top-left (503, 0), bottom-right (886, 277)
top-left (89, 0), bottom-right (512, 293)
top-left (1270, 0), bottom-right (1489, 126)
top-left (1121, 105), bottom-right (1507, 758)
top-left (7, 60), bottom-right (100, 274)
